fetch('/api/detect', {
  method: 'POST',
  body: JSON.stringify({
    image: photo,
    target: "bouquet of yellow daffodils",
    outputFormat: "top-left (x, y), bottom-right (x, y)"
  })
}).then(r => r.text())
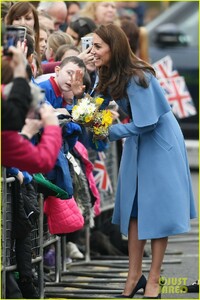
top-left (72, 93), bottom-right (113, 138)
top-left (72, 94), bottom-right (104, 125)
top-left (90, 110), bottom-right (113, 138)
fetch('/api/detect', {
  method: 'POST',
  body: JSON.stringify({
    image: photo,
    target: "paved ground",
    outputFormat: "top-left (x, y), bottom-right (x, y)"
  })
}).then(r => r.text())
top-left (44, 171), bottom-right (199, 299)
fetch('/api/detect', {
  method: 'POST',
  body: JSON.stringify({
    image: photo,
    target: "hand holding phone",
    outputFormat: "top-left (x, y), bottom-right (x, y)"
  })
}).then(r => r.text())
top-left (81, 36), bottom-right (93, 51)
top-left (78, 45), bottom-right (94, 64)
top-left (7, 43), bottom-right (28, 78)
top-left (3, 25), bottom-right (27, 56)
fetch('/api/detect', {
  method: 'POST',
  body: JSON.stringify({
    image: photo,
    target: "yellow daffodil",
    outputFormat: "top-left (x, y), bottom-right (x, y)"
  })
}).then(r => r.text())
top-left (85, 115), bottom-right (93, 123)
top-left (95, 97), bottom-right (104, 106)
top-left (102, 110), bottom-right (113, 126)
top-left (72, 94), bottom-right (113, 137)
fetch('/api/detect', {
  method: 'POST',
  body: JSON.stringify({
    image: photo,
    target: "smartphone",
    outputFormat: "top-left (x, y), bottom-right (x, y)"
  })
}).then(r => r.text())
top-left (3, 25), bottom-right (27, 56)
top-left (81, 36), bottom-right (93, 51)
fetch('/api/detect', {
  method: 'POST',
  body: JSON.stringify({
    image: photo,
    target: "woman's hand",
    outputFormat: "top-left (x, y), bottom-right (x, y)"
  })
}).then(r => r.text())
top-left (55, 108), bottom-right (71, 116)
top-left (93, 134), bottom-right (108, 140)
top-left (78, 46), bottom-right (94, 65)
top-left (16, 171), bottom-right (24, 185)
top-left (7, 41), bottom-right (28, 78)
top-left (21, 118), bottom-right (43, 139)
top-left (109, 109), bottom-right (119, 121)
top-left (39, 104), bottom-right (59, 126)
top-left (78, 46), bottom-right (96, 72)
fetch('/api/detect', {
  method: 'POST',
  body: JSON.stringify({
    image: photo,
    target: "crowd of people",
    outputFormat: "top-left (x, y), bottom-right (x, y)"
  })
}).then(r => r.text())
top-left (1, 1), bottom-right (197, 299)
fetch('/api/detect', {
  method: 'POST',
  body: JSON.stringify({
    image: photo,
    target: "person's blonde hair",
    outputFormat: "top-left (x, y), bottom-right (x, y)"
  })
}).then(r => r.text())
top-left (47, 32), bottom-right (74, 56)
top-left (55, 45), bottom-right (80, 62)
top-left (79, 2), bottom-right (120, 26)
top-left (39, 23), bottom-right (50, 37)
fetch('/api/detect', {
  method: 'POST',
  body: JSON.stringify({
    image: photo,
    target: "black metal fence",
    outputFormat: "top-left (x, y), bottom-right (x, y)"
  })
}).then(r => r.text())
top-left (1, 141), bottom-right (119, 299)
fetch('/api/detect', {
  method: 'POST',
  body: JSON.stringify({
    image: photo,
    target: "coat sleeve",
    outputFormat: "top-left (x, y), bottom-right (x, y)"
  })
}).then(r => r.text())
top-left (2, 78), bottom-right (32, 131)
top-left (2, 126), bottom-right (62, 174)
top-left (108, 122), bottom-right (156, 141)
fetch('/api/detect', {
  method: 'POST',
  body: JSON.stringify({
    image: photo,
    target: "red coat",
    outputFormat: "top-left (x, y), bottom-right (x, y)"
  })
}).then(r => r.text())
top-left (2, 126), bottom-right (62, 174)
top-left (42, 61), bottom-right (61, 74)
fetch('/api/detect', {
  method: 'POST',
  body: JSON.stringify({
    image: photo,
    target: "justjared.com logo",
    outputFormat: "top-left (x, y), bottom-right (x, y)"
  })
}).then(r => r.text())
top-left (159, 277), bottom-right (188, 294)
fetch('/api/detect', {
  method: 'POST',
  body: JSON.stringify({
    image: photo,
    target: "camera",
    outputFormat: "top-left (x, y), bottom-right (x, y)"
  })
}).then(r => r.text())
top-left (29, 83), bottom-right (46, 119)
top-left (81, 36), bottom-right (93, 51)
top-left (3, 25), bottom-right (27, 56)
top-left (2, 82), bottom-right (46, 120)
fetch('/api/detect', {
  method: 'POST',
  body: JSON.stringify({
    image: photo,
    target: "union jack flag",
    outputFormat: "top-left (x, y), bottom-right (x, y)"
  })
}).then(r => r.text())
top-left (152, 55), bottom-right (179, 79)
top-left (93, 152), bottom-right (113, 193)
top-left (152, 55), bottom-right (197, 119)
top-left (160, 76), bottom-right (197, 119)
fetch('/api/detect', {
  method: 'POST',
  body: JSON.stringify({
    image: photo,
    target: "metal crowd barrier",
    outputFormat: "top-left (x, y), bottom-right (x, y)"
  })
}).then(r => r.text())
top-left (1, 141), bottom-right (119, 298)
top-left (1, 168), bottom-right (61, 299)
top-left (61, 141), bottom-right (118, 268)
top-left (53, 141), bottom-right (120, 295)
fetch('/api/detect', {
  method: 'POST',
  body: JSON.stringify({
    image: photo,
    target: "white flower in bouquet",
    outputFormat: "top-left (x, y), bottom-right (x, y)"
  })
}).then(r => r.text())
top-left (72, 94), bottom-right (104, 125)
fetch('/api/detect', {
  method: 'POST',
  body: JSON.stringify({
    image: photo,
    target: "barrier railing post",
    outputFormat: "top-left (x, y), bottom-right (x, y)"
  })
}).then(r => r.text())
top-left (1, 167), bottom-right (7, 299)
top-left (38, 193), bottom-right (44, 298)
top-left (55, 235), bottom-right (61, 283)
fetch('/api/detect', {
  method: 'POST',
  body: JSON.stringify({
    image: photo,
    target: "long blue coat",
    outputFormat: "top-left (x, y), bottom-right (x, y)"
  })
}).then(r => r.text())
top-left (108, 74), bottom-right (197, 240)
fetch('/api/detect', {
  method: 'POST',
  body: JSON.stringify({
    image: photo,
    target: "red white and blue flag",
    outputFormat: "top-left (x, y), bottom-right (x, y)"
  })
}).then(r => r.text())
top-left (152, 55), bottom-right (197, 119)
top-left (152, 55), bottom-right (179, 79)
top-left (160, 77), bottom-right (197, 119)
top-left (93, 152), bottom-right (113, 193)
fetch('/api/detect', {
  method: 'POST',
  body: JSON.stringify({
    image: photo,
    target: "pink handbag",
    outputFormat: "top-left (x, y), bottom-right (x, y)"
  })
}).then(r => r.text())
top-left (44, 196), bottom-right (84, 235)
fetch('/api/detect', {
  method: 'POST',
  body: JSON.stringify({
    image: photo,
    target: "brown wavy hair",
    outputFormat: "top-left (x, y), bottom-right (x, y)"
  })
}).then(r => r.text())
top-left (6, 2), bottom-right (40, 55)
top-left (94, 24), bottom-right (155, 100)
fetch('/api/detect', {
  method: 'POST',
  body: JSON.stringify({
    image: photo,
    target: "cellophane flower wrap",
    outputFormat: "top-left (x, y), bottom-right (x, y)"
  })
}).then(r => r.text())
top-left (72, 94), bottom-right (104, 125)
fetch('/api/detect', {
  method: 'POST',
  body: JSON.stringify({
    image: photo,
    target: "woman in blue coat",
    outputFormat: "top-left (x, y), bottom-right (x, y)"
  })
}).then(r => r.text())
top-left (91, 24), bottom-right (197, 299)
